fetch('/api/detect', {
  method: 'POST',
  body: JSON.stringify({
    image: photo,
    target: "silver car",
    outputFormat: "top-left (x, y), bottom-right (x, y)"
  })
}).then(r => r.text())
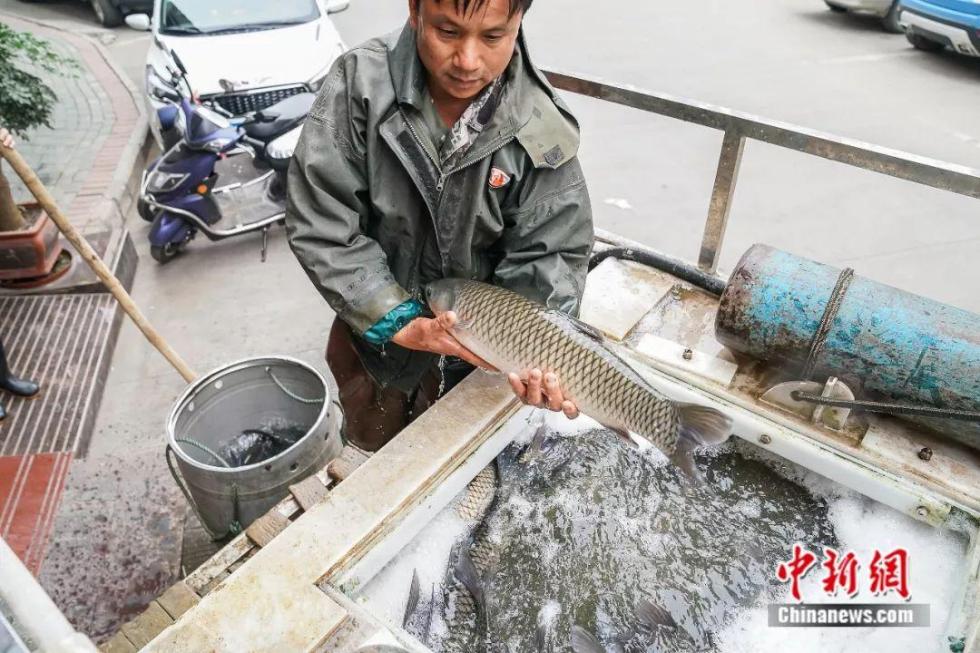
top-left (824, 0), bottom-right (903, 32)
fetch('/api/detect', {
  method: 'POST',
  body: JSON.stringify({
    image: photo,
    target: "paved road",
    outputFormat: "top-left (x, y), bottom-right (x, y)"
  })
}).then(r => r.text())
top-left (2, 0), bottom-right (978, 312)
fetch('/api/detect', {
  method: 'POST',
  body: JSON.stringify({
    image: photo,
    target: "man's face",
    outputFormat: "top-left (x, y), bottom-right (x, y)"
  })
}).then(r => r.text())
top-left (409, 0), bottom-right (522, 102)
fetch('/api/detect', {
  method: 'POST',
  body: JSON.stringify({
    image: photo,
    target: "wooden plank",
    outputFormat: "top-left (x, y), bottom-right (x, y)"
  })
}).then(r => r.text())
top-left (119, 602), bottom-right (173, 649)
top-left (183, 534), bottom-right (253, 596)
top-left (245, 510), bottom-right (290, 548)
top-left (327, 446), bottom-right (370, 483)
top-left (290, 475), bottom-right (330, 512)
top-left (156, 581), bottom-right (200, 620)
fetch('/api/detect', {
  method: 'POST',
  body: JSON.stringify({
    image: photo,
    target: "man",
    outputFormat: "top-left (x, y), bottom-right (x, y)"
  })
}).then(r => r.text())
top-left (286, 0), bottom-right (593, 451)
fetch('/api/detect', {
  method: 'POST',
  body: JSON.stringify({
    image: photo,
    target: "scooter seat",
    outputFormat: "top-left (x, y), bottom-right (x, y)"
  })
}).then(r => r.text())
top-left (245, 93), bottom-right (316, 142)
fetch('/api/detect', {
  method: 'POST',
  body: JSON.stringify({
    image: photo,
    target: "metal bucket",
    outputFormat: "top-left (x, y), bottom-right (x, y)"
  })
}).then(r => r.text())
top-left (166, 356), bottom-right (342, 538)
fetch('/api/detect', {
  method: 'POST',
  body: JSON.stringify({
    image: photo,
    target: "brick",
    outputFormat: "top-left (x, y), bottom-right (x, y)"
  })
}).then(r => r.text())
top-left (327, 446), bottom-right (370, 483)
top-left (289, 474), bottom-right (330, 512)
top-left (156, 581), bottom-right (200, 620)
top-left (245, 510), bottom-right (290, 548)
top-left (99, 632), bottom-right (138, 653)
top-left (119, 602), bottom-right (174, 648)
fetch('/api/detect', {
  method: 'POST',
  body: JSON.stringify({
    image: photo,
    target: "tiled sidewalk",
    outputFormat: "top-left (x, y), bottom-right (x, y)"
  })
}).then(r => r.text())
top-left (0, 13), bottom-right (144, 577)
top-left (4, 14), bottom-right (141, 234)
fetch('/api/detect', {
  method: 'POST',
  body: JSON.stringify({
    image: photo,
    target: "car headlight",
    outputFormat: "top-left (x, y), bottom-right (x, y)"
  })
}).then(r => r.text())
top-left (148, 171), bottom-right (189, 193)
top-left (146, 65), bottom-right (178, 101)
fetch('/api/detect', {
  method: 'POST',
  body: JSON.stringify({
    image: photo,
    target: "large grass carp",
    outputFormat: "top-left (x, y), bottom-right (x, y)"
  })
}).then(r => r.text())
top-left (425, 279), bottom-right (732, 476)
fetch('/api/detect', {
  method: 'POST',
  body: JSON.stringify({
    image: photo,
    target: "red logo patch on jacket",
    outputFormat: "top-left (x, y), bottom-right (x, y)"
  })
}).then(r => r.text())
top-left (488, 167), bottom-right (512, 189)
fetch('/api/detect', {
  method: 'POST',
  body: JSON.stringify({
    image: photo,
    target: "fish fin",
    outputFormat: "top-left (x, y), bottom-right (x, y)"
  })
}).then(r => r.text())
top-left (546, 310), bottom-right (607, 343)
top-left (570, 625), bottom-right (605, 653)
top-left (676, 403), bottom-right (732, 446)
top-left (611, 427), bottom-right (637, 449)
top-left (669, 434), bottom-right (705, 483)
top-left (611, 427), bottom-right (655, 452)
top-left (453, 547), bottom-right (485, 613)
top-left (636, 598), bottom-right (677, 630)
top-left (523, 424), bottom-right (549, 463)
top-left (402, 570), bottom-right (421, 629)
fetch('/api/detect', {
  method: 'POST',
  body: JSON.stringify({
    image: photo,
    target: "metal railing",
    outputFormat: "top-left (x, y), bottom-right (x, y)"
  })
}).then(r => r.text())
top-left (542, 69), bottom-right (980, 275)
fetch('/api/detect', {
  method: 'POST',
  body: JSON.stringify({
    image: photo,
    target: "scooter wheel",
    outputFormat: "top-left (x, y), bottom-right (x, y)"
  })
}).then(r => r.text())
top-left (137, 198), bottom-right (159, 223)
top-left (150, 243), bottom-right (182, 264)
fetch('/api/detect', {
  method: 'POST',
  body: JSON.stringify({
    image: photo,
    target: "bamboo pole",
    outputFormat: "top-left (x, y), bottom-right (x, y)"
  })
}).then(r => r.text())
top-left (0, 142), bottom-right (198, 383)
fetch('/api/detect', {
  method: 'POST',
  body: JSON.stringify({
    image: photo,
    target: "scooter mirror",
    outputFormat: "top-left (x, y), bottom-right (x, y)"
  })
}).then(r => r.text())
top-left (171, 50), bottom-right (189, 76)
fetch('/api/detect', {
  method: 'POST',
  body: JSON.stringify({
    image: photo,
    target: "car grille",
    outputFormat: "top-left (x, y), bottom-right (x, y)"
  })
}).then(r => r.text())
top-left (207, 85), bottom-right (309, 116)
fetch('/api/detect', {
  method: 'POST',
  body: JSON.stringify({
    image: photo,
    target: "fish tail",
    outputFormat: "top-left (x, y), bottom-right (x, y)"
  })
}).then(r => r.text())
top-left (570, 625), bottom-right (605, 653)
top-left (636, 598), bottom-right (677, 630)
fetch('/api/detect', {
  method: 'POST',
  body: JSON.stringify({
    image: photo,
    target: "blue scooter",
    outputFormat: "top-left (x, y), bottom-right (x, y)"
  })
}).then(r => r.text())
top-left (138, 49), bottom-right (315, 264)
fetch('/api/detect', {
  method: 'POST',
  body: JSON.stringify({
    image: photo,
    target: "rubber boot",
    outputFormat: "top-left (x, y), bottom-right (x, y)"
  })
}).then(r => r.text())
top-left (0, 338), bottom-right (39, 398)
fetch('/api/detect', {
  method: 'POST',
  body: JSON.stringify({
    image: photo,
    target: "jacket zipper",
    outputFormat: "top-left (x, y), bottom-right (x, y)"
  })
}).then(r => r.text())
top-left (436, 134), bottom-right (513, 195)
top-left (401, 110), bottom-right (515, 270)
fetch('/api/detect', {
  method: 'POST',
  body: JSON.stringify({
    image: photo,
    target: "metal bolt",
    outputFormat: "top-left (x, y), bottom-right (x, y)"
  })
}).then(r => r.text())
top-left (916, 506), bottom-right (929, 518)
top-left (917, 447), bottom-right (933, 461)
top-left (682, 348), bottom-right (694, 361)
top-left (759, 434), bottom-right (771, 445)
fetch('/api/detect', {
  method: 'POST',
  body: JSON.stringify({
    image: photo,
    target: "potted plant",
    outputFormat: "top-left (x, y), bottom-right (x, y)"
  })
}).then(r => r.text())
top-left (0, 22), bottom-right (77, 281)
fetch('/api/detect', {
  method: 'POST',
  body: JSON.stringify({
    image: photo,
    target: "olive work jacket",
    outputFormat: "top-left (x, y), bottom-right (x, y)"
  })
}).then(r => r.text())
top-left (285, 24), bottom-right (594, 393)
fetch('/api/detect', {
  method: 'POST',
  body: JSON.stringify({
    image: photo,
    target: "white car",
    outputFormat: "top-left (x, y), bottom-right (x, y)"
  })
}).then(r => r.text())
top-left (125, 0), bottom-right (349, 147)
top-left (824, 0), bottom-right (903, 32)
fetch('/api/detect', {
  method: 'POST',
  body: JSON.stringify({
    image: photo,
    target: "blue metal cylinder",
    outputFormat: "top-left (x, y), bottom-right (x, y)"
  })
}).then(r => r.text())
top-left (715, 244), bottom-right (980, 445)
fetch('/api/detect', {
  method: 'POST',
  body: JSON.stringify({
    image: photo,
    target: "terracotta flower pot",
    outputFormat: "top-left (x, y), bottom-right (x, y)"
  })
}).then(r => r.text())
top-left (0, 202), bottom-right (65, 280)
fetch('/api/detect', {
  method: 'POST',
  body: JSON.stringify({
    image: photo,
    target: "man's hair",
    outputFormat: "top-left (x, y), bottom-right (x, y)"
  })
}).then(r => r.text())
top-left (417, 0), bottom-right (533, 18)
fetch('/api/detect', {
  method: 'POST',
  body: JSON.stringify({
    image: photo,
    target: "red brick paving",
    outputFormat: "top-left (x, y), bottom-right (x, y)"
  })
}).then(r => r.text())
top-left (0, 453), bottom-right (72, 574)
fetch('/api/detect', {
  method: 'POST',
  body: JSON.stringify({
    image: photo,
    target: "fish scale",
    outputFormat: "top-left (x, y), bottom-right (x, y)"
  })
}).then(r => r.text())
top-left (426, 279), bottom-right (733, 473)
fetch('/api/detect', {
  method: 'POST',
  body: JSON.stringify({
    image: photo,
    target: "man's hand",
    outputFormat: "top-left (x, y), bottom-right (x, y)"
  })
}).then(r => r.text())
top-left (0, 128), bottom-right (14, 150)
top-left (391, 311), bottom-right (495, 370)
top-left (508, 370), bottom-right (580, 420)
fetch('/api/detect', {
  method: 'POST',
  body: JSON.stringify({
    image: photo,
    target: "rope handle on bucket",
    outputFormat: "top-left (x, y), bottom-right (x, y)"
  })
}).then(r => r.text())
top-left (166, 444), bottom-right (243, 542)
top-left (266, 366), bottom-right (324, 404)
top-left (175, 437), bottom-right (231, 467)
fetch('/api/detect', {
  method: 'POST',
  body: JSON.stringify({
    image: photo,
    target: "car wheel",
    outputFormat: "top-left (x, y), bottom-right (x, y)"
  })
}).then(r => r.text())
top-left (881, 1), bottom-right (903, 33)
top-left (90, 0), bottom-right (123, 27)
top-left (906, 31), bottom-right (945, 52)
top-left (150, 243), bottom-right (183, 264)
top-left (825, 1), bottom-right (848, 13)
